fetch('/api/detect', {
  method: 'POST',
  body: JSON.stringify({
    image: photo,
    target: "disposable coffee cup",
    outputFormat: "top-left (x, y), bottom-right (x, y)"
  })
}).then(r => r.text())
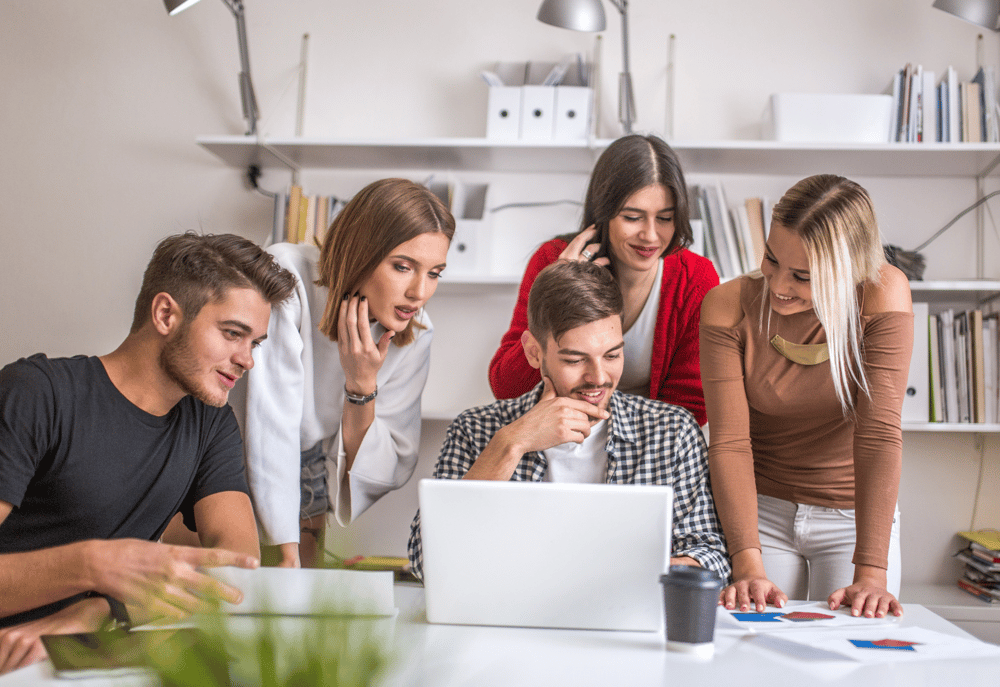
top-left (660, 566), bottom-right (723, 658)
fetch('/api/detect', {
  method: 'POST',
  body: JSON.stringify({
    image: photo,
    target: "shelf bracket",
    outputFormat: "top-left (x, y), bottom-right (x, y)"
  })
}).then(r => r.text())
top-left (978, 151), bottom-right (1000, 178)
top-left (258, 140), bottom-right (299, 174)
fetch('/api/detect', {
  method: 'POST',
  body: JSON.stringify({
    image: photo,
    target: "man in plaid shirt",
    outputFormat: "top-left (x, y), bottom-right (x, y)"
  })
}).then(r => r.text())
top-left (408, 261), bottom-right (729, 582)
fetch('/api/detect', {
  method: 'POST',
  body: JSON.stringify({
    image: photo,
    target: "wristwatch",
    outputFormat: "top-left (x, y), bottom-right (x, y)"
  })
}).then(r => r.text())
top-left (88, 592), bottom-right (131, 631)
top-left (344, 384), bottom-right (378, 405)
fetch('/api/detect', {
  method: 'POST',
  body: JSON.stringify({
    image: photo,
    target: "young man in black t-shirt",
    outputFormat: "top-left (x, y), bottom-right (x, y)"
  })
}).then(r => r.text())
top-left (0, 233), bottom-right (296, 673)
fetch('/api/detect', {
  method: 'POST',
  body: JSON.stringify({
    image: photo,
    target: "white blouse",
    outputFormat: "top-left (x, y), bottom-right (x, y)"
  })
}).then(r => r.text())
top-left (236, 243), bottom-right (432, 546)
top-left (617, 259), bottom-right (662, 397)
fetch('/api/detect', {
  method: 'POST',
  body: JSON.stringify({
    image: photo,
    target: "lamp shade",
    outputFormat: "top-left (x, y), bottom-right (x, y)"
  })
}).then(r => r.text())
top-left (164, 0), bottom-right (205, 16)
top-left (537, 0), bottom-right (606, 32)
top-left (932, 0), bottom-right (1000, 30)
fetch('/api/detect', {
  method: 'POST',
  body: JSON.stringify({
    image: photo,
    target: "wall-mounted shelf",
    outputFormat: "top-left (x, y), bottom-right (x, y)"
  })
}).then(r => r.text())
top-left (903, 423), bottom-right (1000, 432)
top-left (910, 280), bottom-right (1000, 307)
top-left (197, 135), bottom-right (1000, 178)
top-left (198, 136), bottom-right (610, 174)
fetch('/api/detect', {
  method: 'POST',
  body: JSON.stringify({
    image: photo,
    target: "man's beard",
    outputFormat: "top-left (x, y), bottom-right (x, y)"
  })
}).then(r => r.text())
top-left (160, 325), bottom-right (226, 408)
top-left (540, 360), bottom-right (614, 406)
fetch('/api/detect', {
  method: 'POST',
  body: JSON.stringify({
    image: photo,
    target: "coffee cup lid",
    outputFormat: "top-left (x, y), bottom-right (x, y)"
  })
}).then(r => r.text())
top-left (660, 566), bottom-right (722, 590)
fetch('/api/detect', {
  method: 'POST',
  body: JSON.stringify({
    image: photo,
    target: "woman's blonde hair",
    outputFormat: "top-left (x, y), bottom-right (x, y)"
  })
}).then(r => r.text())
top-left (767, 174), bottom-right (886, 413)
top-left (316, 178), bottom-right (454, 346)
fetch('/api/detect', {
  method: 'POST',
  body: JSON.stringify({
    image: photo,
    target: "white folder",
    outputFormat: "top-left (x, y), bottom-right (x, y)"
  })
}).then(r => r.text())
top-left (446, 181), bottom-right (490, 276)
top-left (902, 301), bottom-right (930, 423)
top-left (486, 86), bottom-right (522, 140)
top-left (553, 86), bottom-right (593, 140)
top-left (520, 85), bottom-right (555, 141)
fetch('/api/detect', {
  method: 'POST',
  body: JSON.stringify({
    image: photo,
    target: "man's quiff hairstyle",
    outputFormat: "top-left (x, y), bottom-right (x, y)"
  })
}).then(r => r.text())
top-left (527, 261), bottom-right (624, 346)
top-left (130, 232), bottom-right (297, 332)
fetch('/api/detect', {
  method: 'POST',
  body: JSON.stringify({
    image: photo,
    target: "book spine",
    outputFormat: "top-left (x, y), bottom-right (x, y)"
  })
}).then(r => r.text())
top-left (958, 578), bottom-right (1000, 603)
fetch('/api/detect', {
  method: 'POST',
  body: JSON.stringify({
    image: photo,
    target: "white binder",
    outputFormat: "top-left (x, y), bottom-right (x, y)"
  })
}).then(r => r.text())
top-left (445, 180), bottom-right (490, 277)
top-left (520, 85), bottom-right (555, 141)
top-left (902, 301), bottom-right (930, 423)
top-left (553, 86), bottom-right (593, 140)
top-left (486, 86), bottom-right (522, 140)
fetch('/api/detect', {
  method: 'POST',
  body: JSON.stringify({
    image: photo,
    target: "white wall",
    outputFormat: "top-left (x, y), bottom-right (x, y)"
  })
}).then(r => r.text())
top-left (1, 1), bottom-right (998, 587)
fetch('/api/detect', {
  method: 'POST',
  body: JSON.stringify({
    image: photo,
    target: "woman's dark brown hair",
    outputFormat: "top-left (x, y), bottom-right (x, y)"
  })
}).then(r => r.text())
top-left (568, 134), bottom-right (692, 277)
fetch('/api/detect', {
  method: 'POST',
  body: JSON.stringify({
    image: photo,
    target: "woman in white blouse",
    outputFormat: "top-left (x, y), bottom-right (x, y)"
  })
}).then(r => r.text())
top-left (241, 178), bottom-right (454, 567)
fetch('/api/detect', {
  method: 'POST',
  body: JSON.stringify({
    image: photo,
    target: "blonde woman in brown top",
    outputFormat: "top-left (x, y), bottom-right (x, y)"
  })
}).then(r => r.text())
top-left (700, 175), bottom-right (913, 619)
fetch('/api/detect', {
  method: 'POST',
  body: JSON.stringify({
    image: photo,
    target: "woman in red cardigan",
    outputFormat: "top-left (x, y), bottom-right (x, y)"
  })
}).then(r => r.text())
top-left (488, 134), bottom-right (718, 424)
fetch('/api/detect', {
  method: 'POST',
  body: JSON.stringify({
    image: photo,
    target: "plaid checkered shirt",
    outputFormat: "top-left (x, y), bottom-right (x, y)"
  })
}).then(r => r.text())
top-left (407, 385), bottom-right (731, 582)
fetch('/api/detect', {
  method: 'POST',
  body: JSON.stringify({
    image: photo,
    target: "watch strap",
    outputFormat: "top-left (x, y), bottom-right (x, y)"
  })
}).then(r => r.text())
top-left (344, 384), bottom-right (378, 405)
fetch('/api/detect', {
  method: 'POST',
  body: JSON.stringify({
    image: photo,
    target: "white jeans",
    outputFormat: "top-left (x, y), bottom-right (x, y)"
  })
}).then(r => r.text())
top-left (756, 494), bottom-right (901, 601)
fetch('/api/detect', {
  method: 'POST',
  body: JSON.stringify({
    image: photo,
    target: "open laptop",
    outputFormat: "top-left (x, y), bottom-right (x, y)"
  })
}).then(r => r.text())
top-left (418, 479), bottom-right (673, 632)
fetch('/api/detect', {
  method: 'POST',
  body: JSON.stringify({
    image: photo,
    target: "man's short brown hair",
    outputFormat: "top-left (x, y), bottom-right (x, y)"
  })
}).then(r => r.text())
top-left (130, 232), bottom-right (297, 332)
top-left (526, 261), bottom-right (624, 346)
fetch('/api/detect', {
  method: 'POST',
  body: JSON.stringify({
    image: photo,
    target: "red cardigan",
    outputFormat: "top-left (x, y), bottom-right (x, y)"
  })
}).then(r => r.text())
top-left (488, 239), bottom-right (719, 425)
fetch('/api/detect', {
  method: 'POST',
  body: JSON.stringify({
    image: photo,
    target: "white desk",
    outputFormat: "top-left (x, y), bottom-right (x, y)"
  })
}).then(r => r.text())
top-left (381, 584), bottom-right (1000, 686)
top-left (3, 584), bottom-right (998, 686)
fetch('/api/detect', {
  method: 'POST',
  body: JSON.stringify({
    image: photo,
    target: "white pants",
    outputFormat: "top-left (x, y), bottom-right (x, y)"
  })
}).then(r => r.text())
top-left (756, 494), bottom-right (901, 601)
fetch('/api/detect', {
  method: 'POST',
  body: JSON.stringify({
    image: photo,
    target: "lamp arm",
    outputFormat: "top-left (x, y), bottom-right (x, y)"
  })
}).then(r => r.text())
top-left (617, 0), bottom-right (630, 77)
top-left (221, 0), bottom-right (259, 135)
top-left (613, 0), bottom-right (634, 133)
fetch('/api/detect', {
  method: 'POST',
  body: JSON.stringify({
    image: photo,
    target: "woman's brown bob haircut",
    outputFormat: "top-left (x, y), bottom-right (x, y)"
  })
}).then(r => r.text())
top-left (573, 134), bottom-right (693, 277)
top-left (130, 232), bottom-right (296, 333)
top-left (527, 261), bottom-right (624, 347)
top-left (316, 178), bottom-right (455, 347)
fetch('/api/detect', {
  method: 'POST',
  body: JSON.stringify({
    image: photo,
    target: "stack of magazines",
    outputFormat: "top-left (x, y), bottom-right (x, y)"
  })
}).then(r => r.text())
top-left (954, 530), bottom-right (1000, 604)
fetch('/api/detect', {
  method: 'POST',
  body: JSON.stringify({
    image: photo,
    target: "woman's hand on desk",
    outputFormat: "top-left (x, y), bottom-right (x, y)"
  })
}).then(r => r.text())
top-left (720, 549), bottom-right (788, 613)
top-left (719, 577), bottom-right (788, 613)
top-left (827, 565), bottom-right (903, 618)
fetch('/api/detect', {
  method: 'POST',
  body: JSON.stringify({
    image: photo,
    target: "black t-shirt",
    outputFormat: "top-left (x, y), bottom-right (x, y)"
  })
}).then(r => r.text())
top-left (0, 354), bottom-right (249, 626)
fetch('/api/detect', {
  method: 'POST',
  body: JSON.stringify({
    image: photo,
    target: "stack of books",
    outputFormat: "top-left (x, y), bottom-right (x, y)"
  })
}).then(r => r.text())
top-left (954, 530), bottom-right (1000, 604)
top-left (272, 185), bottom-right (343, 247)
top-left (689, 183), bottom-right (768, 280)
top-left (887, 63), bottom-right (999, 143)
top-left (927, 310), bottom-right (999, 424)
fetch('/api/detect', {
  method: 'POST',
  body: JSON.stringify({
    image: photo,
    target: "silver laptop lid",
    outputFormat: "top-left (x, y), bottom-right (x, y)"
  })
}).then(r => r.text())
top-left (418, 479), bottom-right (673, 632)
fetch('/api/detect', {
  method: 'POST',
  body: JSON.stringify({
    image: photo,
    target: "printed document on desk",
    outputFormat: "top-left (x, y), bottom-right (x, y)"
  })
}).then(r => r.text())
top-left (210, 567), bottom-right (395, 617)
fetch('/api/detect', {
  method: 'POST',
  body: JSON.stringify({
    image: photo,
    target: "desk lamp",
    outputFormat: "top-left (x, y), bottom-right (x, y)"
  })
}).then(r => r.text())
top-left (537, 0), bottom-right (635, 134)
top-left (164, 0), bottom-right (260, 136)
top-left (932, 0), bottom-right (1000, 29)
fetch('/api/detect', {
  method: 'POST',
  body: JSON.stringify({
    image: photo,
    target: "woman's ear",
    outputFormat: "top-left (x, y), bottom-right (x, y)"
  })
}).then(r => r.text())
top-left (520, 330), bottom-right (544, 370)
